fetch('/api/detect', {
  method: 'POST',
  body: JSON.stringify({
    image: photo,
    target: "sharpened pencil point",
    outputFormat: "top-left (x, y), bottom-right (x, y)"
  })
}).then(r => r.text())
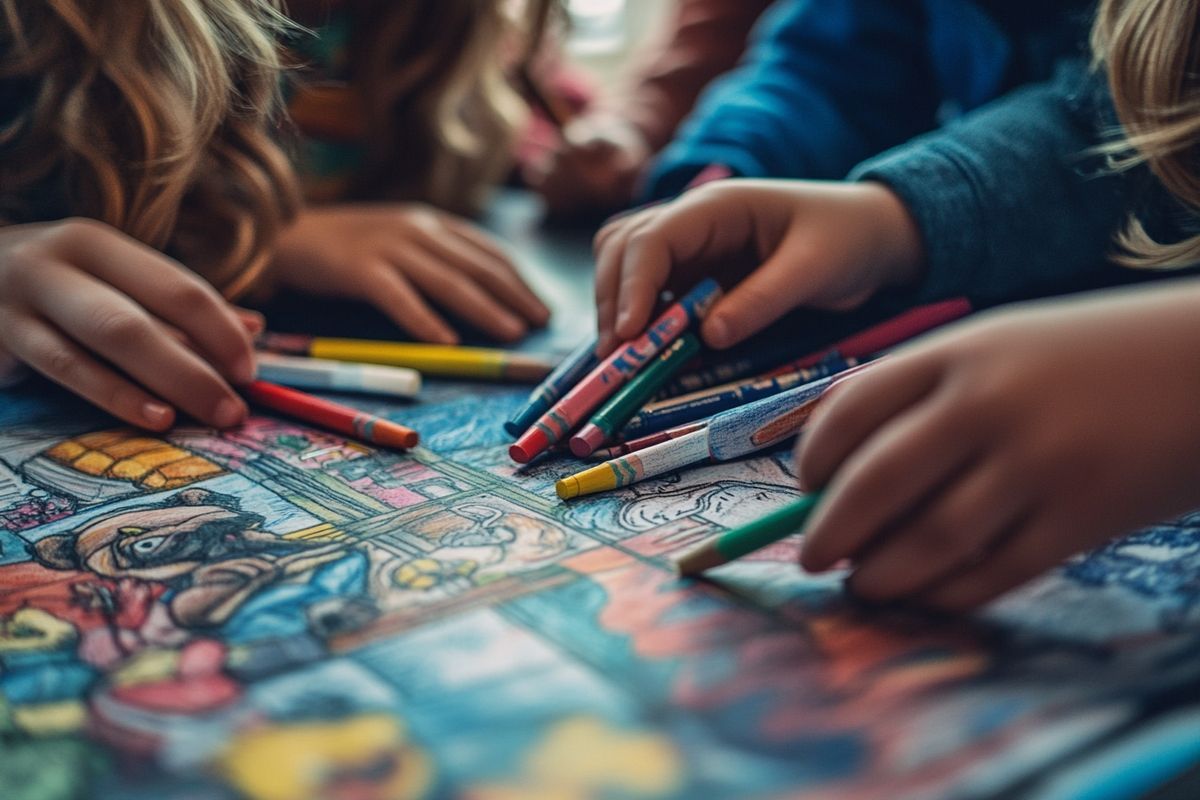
top-left (673, 542), bottom-right (727, 576)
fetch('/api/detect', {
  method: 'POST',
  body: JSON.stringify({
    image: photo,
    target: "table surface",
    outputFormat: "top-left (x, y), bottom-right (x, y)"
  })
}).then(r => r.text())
top-left (0, 192), bottom-right (1199, 800)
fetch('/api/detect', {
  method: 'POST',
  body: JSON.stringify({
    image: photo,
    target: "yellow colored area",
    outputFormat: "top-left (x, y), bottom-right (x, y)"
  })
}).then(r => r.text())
top-left (311, 339), bottom-right (509, 379)
top-left (476, 716), bottom-right (683, 800)
top-left (73, 451), bottom-right (115, 475)
top-left (109, 648), bottom-right (181, 687)
top-left (0, 608), bottom-right (78, 653)
top-left (216, 714), bottom-right (432, 800)
top-left (283, 523), bottom-right (346, 542)
top-left (13, 701), bottom-right (87, 736)
top-left (44, 429), bottom-right (224, 490)
top-left (391, 559), bottom-right (477, 591)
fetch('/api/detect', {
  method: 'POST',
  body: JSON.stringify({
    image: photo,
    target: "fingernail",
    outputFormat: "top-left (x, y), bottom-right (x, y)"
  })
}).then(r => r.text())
top-left (142, 402), bottom-right (173, 429)
top-left (234, 354), bottom-right (258, 385)
top-left (214, 398), bottom-right (246, 429)
top-left (704, 316), bottom-right (731, 349)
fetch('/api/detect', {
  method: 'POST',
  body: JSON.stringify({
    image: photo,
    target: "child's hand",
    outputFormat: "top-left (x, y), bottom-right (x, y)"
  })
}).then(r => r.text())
top-left (272, 204), bottom-right (552, 345)
top-left (525, 115), bottom-right (650, 217)
top-left (0, 219), bottom-right (258, 430)
top-left (796, 285), bottom-right (1200, 611)
top-left (593, 180), bottom-right (926, 354)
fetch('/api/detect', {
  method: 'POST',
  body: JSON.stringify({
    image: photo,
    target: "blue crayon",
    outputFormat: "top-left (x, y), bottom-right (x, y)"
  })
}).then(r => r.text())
top-left (620, 355), bottom-right (858, 439)
top-left (505, 338), bottom-right (600, 438)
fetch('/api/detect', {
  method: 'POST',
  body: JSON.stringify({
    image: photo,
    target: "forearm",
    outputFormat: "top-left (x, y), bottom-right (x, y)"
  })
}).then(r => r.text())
top-left (620, 0), bottom-right (774, 152)
top-left (852, 59), bottom-right (1141, 306)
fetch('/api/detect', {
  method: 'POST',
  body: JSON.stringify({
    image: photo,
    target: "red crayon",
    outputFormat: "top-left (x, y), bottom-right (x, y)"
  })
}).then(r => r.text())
top-left (243, 381), bottom-right (419, 450)
top-left (590, 421), bottom-right (709, 461)
top-left (509, 279), bottom-right (722, 464)
top-left (768, 298), bottom-right (972, 375)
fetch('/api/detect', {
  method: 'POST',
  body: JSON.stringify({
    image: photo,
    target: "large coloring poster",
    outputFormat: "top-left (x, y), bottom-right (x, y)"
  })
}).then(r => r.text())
top-left (2, 377), bottom-right (1200, 800)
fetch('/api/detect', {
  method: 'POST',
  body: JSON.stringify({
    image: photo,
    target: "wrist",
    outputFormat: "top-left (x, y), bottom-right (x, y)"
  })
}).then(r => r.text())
top-left (861, 181), bottom-right (926, 290)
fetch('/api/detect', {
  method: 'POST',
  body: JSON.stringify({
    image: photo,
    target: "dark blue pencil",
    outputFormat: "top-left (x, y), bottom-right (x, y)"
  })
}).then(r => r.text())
top-left (504, 338), bottom-right (600, 438)
top-left (620, 355), bottom-right (858, 439)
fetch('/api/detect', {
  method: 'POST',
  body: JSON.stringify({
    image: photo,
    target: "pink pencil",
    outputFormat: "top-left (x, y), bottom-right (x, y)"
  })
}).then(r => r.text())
top-left (509, 279), bottom-right (722, 464)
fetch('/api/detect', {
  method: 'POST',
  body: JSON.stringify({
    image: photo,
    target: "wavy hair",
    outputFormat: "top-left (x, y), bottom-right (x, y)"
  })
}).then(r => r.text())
top-left (0, 0), bottom-right (301, 298)
top-left (1093, 0), bottom-right (1200, 268)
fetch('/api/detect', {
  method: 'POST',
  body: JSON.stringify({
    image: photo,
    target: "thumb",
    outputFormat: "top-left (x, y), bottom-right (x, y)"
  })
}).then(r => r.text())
top-left (700, 257), bottom-right (805, 350)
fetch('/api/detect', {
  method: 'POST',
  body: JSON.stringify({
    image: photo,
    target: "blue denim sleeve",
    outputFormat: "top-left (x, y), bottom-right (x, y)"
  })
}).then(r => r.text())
top-left (642, 0), bottom-right (936, 200)
top-left (852, 59), bottom-right (1134, 306)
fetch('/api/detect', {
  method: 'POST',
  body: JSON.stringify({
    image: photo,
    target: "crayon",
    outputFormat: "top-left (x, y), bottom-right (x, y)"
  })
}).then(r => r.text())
top-left (258, 334), bottom-right (557, 382)
top-left (556, 361), bottom-right (877, 498)
top-left (556, 429), bottom-right (710, 500)
top-left (674, 492), bottom-right (825, 575)
top-left (570, 334), bottom-right (700, 458)
top-left (589, 421), bottom-right (709, 461)
top-left (621, 355), bottom-right (858, 439)
top-left (244, 381), bottom-right (420, 450)
top-left (510, 279), bottom-right (722, 464)
top-left (256, 353), bottom-right (422, 398)
top-left (766, 298), bottom-right (971, 376)
top-left (664, 298), bottom-right (970, 396)
top-left (505, 338), bottom-right (600, 438)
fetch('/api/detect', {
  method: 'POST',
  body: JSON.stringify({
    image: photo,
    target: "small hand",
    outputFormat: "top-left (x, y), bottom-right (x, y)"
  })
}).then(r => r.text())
top-left (272, 204), bottom-right (551, 344)
top-left (796, 285), bottom-right (1200, 611)
top-left (0, 219), bottom-right (258, 430)
top-left (592, 180), bottom-right (925, 354)
top-left (525, 114), bottom-right (651, 217)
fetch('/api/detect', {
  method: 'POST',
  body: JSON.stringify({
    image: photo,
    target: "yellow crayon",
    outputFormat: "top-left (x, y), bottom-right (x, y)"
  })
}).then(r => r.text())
top-left (260, 334), bottom-right (556, 382)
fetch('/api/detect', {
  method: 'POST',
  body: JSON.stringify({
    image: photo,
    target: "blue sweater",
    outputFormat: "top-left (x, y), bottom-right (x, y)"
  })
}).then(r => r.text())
top-left (645, 0), bottom-right (1095, 199)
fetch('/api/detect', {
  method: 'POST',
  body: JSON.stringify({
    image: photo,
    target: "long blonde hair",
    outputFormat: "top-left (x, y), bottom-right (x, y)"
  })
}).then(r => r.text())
top-left (1093, 0), bottom-right (1200, 268)
top-left (344, 0), bottom-right (545, 214)
top-left (0, 0), bottom-right (301, 298)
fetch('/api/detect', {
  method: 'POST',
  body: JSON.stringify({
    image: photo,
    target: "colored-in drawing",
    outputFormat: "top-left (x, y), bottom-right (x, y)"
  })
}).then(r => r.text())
top-left (2, 380), bottom-right (1200, 800)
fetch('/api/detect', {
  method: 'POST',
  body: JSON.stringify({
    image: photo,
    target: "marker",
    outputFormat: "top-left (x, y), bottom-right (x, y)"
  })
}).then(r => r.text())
top-left (621, 355), bottom-right (858, 439)
top-left (255, 353), bottom-right (422, 398)
top-left (505, 338), bottom-right (600, 438)
top-left (674, 492), bottom-right (824, 575)
top-left (243, 381), bottom-right (419, 450)
top-left (589, 421), bottom-right (709, 461)
top-left (258, 334), bottom-right (556, 382)
top-left (555, 361), bottom-right (876, 499)
top-left (510, 279), bottom-right (722, 464)
top-left (556, 429), bottom-right (710, 500)
top-left (569, 334), bottom-right (700, 458)
top-left (663, 298), bottom-right (970, 396)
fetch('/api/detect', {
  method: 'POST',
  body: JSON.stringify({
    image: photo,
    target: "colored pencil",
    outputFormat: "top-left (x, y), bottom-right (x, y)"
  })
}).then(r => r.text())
top-left (570, 334), bottom-right (700, 458)
top-left (556, 429), bottom-right (710, 501)
top-left (589, 421), bottom-right (709, 461)
top-left (243, 381), bottom-right (419, 450)
top-left (256, 353), bottom-right (422, 398)
top-left (258, 334), bottom-right (556, 382)
top-left (621, 355), bottom-right (858, 439)
top-left (555, 361), bottom-right (876, 499)
top-left (664, 298), bottom-right (970, 396)
top-left (510, 279), bottom-right (722, 464)
top-left (505, 338), bottom-right (600, 438)
top-left (674, 492), bottom-right (825, 575)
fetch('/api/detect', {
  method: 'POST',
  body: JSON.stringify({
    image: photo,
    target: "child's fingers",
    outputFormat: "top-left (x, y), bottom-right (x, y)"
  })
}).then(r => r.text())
top-left (393, 247), bottom-right (527, 342)
top-left (441, 216), bottom-right (518, 268)
top-left (799, 387), bottom-right (978, 572)
top-left (593, 218), bottom-right (644, 354)
top-left (0, 311), bottom-right (174, 430)
top-left (918, 513), bottom-right (1056, 612)
top-left (699, 258), bottom-right (800, 349)
top-left (53, 221), bottom-right (257, 384)
top-left (844, 462), bottom-right (1030, 602)
top-left (421, 229), bottom-right (551, 326)
top-left (796, 356), bottom-right (943, 493)
top-left (26, 263), bottom-right (247, 427)
top-left (234, 308), bottom-right (266, 335)
top-left (369, 265), bottom-right (459, 345)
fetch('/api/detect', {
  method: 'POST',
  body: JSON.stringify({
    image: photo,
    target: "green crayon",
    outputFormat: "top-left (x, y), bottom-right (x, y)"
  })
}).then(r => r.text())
top-left (674, 492), bottom-right (825, 575)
